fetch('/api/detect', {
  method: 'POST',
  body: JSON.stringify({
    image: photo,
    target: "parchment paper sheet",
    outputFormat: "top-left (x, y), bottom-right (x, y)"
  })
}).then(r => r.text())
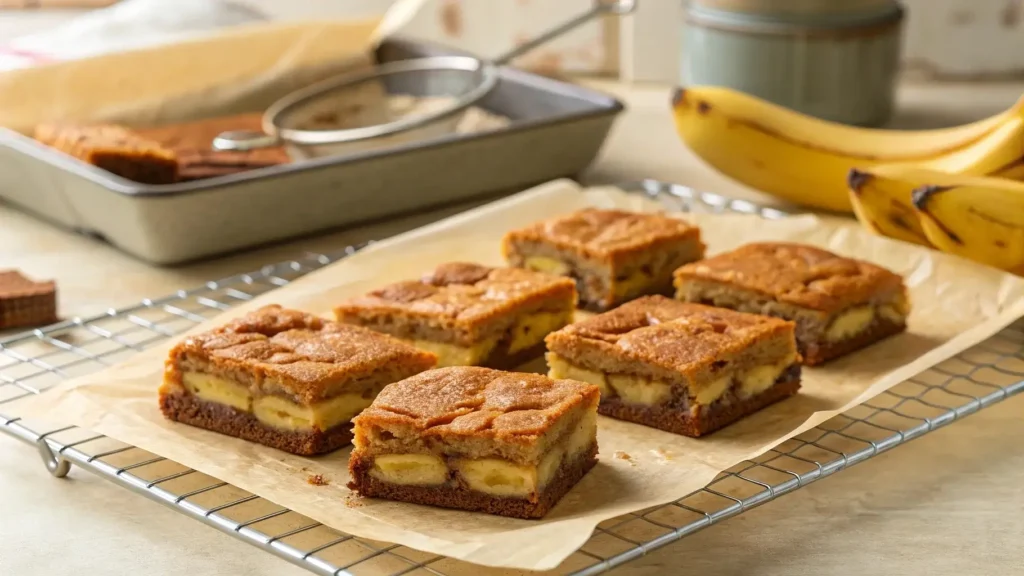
top-left (0, 0), bottom-right (429, 134)
top-left (14, 180), bottom-right (1024, 570)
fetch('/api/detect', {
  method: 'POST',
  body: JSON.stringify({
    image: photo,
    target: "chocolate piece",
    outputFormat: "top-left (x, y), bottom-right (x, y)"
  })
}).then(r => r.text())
top-left (0, 270), bottom-right (58, 329)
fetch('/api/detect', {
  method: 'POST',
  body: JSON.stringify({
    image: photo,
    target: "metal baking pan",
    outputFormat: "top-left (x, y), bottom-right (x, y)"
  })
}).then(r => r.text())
top-left (0, 38), bottom-right (623, 265)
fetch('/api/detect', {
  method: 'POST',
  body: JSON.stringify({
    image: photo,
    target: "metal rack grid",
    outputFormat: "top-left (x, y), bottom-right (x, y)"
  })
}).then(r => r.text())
top-left (2, 179), bottom-right (1022, 576)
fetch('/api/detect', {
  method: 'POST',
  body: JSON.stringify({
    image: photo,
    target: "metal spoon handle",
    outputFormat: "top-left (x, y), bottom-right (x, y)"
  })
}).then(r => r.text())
top-left (212, 130), bottom-right (281, 152)
top-left (493, 0), bottom-right (636, 66)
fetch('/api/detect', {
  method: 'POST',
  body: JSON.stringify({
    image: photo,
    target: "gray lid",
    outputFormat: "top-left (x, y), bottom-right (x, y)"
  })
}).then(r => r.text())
top-left (687, 0), bottom-right (903, 28)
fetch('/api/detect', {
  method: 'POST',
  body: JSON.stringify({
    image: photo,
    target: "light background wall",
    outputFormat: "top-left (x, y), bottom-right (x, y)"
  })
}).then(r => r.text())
top-left (242, 0), bottom-right (1024, 80)
top-left (2, 0), bottom-right (1023, 81)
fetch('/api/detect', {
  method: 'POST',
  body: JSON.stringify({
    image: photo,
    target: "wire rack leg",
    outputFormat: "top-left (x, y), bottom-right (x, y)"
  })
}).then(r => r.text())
top-left (37, 439), bottom-right (71, 478)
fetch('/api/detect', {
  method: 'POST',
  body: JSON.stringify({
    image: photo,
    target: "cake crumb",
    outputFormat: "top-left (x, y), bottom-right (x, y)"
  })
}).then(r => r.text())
top-left (650, 448), bottom-right (673, 462)
top-left (345, 495), bottom-right (364, 508)
top-left (613, 451), bottom-right (634, 465)
top-left (307, 474), bottom-right (329, 486)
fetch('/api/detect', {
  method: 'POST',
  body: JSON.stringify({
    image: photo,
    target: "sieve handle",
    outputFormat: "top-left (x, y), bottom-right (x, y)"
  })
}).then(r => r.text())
top-left (212, 130), bottom-right (281, 151)
top-left (493, 0), bottom-right (636, 66)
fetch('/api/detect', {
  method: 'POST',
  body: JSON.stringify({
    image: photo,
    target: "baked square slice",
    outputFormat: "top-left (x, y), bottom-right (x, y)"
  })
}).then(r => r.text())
top-left (334, 262), bottom-right (577, 369)
top-left (546, 296), bottom-right (801, 437)
top-left (159, 305), bottom-right (436, 455)
top-left (0, 270), bottom-right (58, 330)
top-left (34, 123), bottom-right (179, 184)
top-left (673, 242), bottom-right (910, 365)
top-left (502, 208), bottom-right (705, 311)
top-left (348, 366), bottom-right (599, 519)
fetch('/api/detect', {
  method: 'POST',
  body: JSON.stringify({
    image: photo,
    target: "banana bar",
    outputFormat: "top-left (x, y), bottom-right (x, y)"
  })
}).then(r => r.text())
top-left (334, 263), bottom-right (576, 369)
top-left (502, 208), bottom-right (705, 311)
top-left (673, 243), bottom-right (909, 365)
top-left (34, 123), bottom-right (179, 184)
top-left (545, 296), bottom-right (801, 437)
top-left (347, 366), bottom-right (600, 518)
top-left (159, 305), bottom-right (436, 455)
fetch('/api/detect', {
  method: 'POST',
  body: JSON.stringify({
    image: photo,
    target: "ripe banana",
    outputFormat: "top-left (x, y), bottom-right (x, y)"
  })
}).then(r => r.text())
top-left (847, 116), bottom-right (1024, 246)
top-left (671, 86), bottom-right (1024, 212)
top-left (847, 167), bottom-right (932, 246)
top-left (896, 167), bottom-right (1024, 273)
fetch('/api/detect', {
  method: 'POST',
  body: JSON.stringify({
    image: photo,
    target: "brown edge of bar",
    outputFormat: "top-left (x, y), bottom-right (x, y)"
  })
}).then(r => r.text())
top-left (599, 375), bottom-right (802, 437)
top-left (348, 444), bottom-right (599, 519)
top-left (159, 392), bottom-right (354, 456)
top-left (802, 318), bottom-right (907, 366)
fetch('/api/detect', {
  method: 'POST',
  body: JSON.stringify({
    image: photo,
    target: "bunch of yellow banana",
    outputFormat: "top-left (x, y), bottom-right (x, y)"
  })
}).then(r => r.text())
top-left (671, 86), bottom-right (1024, 273)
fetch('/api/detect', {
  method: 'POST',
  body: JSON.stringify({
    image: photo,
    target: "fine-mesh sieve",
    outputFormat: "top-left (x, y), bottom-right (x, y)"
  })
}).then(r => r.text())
top-left (212, 0), bottom-right (636, 160)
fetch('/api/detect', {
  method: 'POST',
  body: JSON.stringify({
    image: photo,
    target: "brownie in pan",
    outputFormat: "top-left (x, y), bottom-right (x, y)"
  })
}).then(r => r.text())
top-left (159, 305), bottom-right (436, 455)
top-left (546, 296), bottom-right (801, 437)
top-left (674, 242), bottom-right (909, 365)
top-left (348, 366), bottom-right (599, 519)
top-left (34, 123), bottom-right (179, 184)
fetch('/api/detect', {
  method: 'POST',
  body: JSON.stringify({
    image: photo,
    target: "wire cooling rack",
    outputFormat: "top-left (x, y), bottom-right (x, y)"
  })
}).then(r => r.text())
top-left (2, 179), bottom-right (1023, 576)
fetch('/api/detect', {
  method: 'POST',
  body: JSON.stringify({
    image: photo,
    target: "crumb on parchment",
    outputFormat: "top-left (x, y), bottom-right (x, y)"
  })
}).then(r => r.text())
top-left (307, 474), bottom-right (329, 486)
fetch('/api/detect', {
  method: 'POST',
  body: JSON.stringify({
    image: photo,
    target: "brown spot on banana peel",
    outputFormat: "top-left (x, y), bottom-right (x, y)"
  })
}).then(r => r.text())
top-left (996, 239), bottom-right (1008, 248)
top-left (847, 169), bottom-right (873, 194)
top-left (697, 101), bottom-right (712, 115)
top-left (890, 214), bottom-right (914, 231)
top-left (911, 185), bottom-right (963, 245)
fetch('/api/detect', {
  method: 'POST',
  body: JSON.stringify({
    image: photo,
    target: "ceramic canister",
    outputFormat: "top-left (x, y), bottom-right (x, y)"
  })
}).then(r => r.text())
top-left (682, 0), bottom-right (905, 126)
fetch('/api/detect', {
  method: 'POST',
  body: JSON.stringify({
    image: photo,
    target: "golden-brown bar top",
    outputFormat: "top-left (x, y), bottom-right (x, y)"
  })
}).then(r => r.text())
top-left (334, 263), bottom-right (576, 330)
top-left (545, 296), bottom-right (795, 378)
top-left (502, 208), bottom-right (702, 259)
top-left (674, 242), bottom-right (905, 313)
top-left (166, 305), bottom-right (436, 404)
top-left (354, 366), bottom-right (599, 442)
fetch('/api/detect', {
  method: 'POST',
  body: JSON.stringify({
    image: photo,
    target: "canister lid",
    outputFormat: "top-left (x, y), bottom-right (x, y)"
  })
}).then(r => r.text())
top-left (687, 0), bottom-right (903, 29)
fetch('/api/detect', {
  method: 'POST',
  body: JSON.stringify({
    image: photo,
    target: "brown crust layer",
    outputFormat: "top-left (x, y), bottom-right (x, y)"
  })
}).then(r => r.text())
top-left (673, 242), bottom-right (906, 313)
top-left (802, 316), bottom-right (906, 366)
top-left (348, 444), bottom-right (598, 519)
top-left (159, 392), bottom-right (353, 455)
top-left (599, 377), bottom-right (801, 437)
